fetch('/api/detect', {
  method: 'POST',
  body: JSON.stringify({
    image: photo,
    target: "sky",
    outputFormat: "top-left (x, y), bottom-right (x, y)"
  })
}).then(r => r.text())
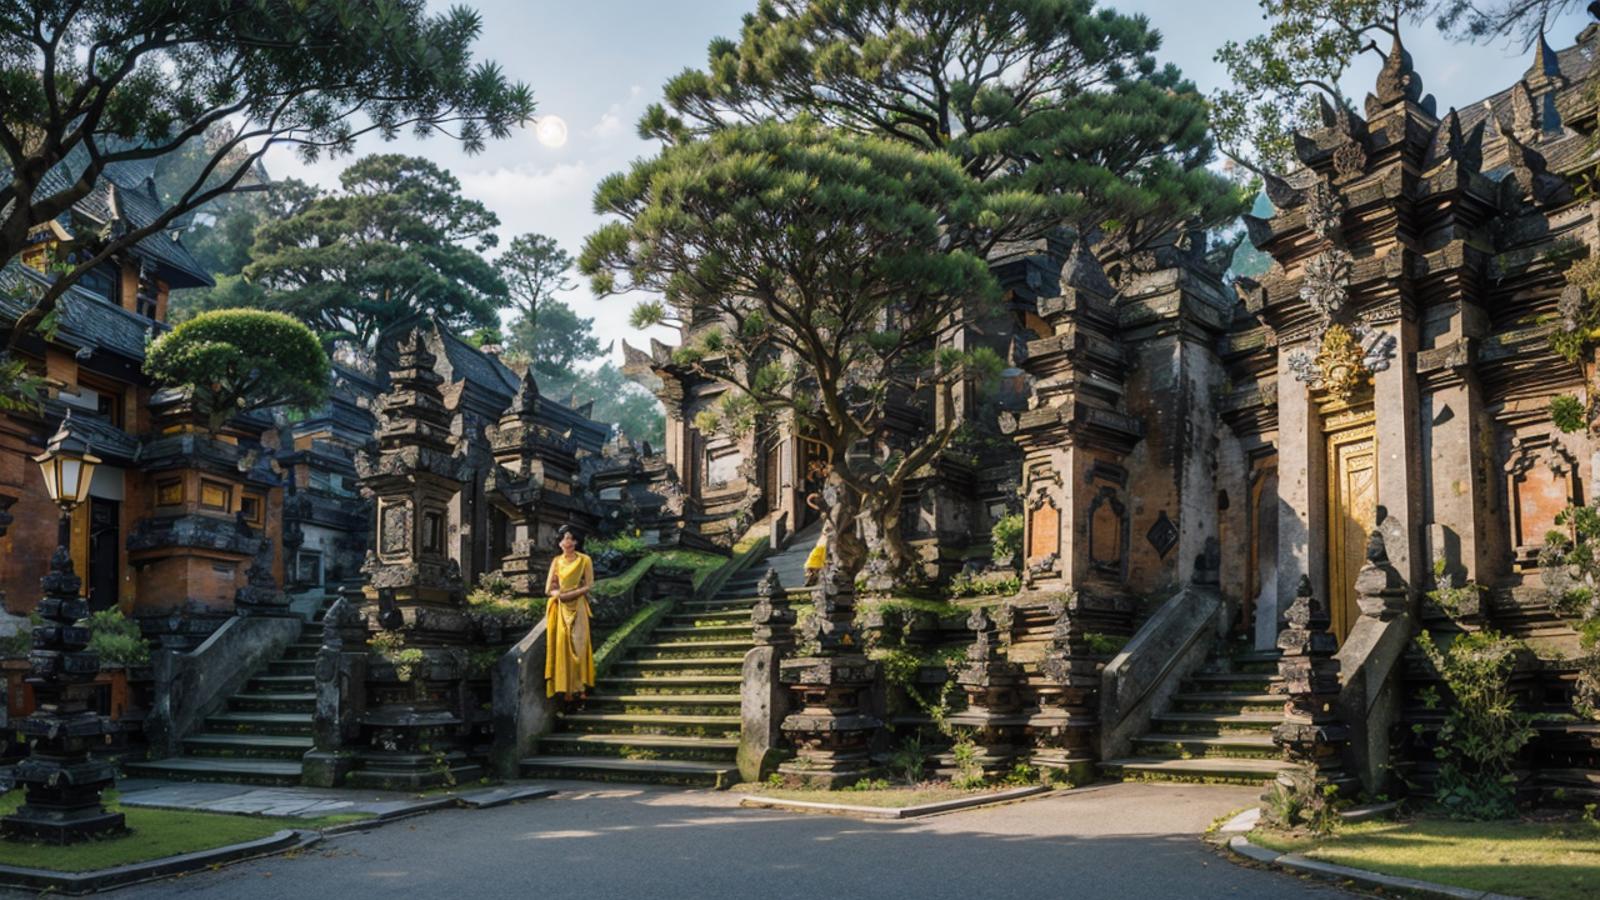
top-left (258, 1), bottom-right (1599, 366)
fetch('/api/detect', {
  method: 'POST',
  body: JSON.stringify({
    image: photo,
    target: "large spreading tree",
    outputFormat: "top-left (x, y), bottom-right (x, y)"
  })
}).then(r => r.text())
top-left (242, 154), bottom-right (509, 347)
top-left (643, 0), bottom-right (1243, 262)
top-left (583, 120), bottom-right (1005, 578)
top-left (0, 0), bottom-right (533, 352)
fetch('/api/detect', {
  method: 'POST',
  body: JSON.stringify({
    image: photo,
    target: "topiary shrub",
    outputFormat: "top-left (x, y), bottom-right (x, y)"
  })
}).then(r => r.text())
top-left (144, 309), bottom-right (330, 433)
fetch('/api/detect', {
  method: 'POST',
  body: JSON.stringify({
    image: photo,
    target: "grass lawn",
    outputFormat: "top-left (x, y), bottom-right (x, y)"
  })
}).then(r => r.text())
top-left (733, 782), bottom-right (1032, 809)
top-left (1249, 818), bottom-right (1600, 900)
top-left (0, 790), bottom-right (369, 873)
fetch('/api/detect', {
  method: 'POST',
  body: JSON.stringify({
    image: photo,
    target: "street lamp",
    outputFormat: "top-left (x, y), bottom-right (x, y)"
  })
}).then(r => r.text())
top-left (34, 411), bottom-right (100, 565)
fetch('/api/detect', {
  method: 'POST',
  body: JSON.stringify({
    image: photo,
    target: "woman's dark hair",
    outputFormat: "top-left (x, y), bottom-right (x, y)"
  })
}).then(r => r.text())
top-left (556, 524), bottom-right (585, 548)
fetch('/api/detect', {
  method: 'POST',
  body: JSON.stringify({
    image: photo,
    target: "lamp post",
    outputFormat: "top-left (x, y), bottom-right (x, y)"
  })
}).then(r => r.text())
top-left (2, 412), bottom-right (125, 844)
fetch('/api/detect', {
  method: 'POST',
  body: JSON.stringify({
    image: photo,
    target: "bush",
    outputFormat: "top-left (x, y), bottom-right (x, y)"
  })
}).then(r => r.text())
top-left (946, 569), bottom-right (1020, 598)
top-left (1416, 630), bottom-right (1536, 819)
top-left (989, 513), bottom-right (1023, 565)
top-left (144, 309), bottom-right (330, 433)
top-left (85, 608), bottom-right (151, 666)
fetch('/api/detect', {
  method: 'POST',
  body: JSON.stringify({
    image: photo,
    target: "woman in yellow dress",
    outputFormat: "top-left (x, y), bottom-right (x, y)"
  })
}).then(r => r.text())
top-left (544, 525), bottom-right (595, 703)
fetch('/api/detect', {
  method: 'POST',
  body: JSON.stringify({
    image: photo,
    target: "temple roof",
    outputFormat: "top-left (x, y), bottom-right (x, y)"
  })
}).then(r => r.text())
top-left (0, 263), bottom-right (163, 361)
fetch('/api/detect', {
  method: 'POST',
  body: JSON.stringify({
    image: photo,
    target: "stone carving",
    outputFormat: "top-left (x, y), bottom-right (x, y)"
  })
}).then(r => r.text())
top-left (1288, 323), bottom-right (1396, 401)
top-left (1272, 576), bottom-right (1354, 799)
top-left (777, 562), bottom-right (881, 787)
top-left (1298, 247), bottom-right (1354, 321)
top-left (1355, 530), bottom-right (1408, 620)
top-left (1305, 181), bottom-right (1343, 241)
top-left (940, 607), bottom-right (1027, 776)
top-left (1332, 140), bottom-right (1367, 179)
top-left (1144, 510), bottom-right (1179, 559)
top-left (750, 568), bottom-right (795, 649)
top-left (2, 543), bottom-right (125, 843)
top-left (1029, 597), bottom-right (1101, 782)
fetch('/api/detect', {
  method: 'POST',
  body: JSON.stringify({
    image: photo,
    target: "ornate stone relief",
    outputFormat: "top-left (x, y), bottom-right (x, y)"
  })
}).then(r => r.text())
top-left (1305, 181), bottom-right (1344, 241)
top-left (1287, 323), bottom-right (1396, 403)
top-left (1299, 247), bottom-right (1354, 320)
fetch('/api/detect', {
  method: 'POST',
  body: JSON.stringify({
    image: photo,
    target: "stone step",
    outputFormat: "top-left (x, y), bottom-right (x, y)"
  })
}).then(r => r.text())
top-left (1098, 756), bottom-right (1296, 785)
top-left (183, 732), bottom-right (314, 761)
top-left (281, 645), bottom-right (322, 660)
top-left (538, 732), bottom-right (738, 763)
top-left (590, 693), bottom-right (740, 706)
top-left (204, 711), bottom-right (315, 736)
top-left (519, 755), bottom-right (737, 788)
top-left (1130, 733), bottom-right (1281, 760)
top-left (613, 658), bottom-right (745, 675)
top-left (652, 625), bottom-right (752, 639)
top-left (243, 675), bottom-right (317, 692)
top-left (663, 610), bottom-right (751, 625)
top-left (559, 712), bottom-right (741, 737)
top-left (124, 757), bottom-right (304, 787)
top-left (632, 641), bottom-right (754, 659)
top-left (679, 598), bottom-right (759, 612)
top-left (599, 675), bottom-right (743, 691)
top-left (268, 660), bottom-right (316, 676)
top-left (228, 692), bottom-right (317, 713)
top-left (1185, 673), bottom-right (1277, 689)
top-left (1148, 711), bottom-right (1281, 735)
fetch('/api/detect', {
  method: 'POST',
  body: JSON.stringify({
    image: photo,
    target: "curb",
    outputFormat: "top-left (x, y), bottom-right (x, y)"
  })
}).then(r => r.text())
top-left (738, 784), bottom-right (1053, 819)
top-left (0, 783), bottom-right (560, 890)
top-left (0, 828), bottom-right (319, 896)
top-left (1221, 817), bottom-right (1526, 900)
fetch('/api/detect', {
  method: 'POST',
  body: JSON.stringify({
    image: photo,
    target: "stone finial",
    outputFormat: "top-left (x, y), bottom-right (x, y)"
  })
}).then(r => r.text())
top-left (1372, 33), bottom-right (1423, 108)
top-left (943, 604), bottom-right (1025, 778)
top-left (1528, 29), bottom-right (1563, 82)
top-left (1272, 571), bottom-right (1351, 799)
top-left (751, 568), bottom-right (795, 649)
top-left (1032, 596), bottom-right (1100, 782)
top-left (1355, 529), bottom-right (1408, 621)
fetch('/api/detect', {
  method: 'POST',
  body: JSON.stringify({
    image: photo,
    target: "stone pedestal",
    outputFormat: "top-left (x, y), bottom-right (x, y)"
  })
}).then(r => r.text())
top-left (1271, 575), bottom-right (1355, 803)
top-left (740, 570), bottom-right (794, 782)
top-left (777, 568), bottom-right (880, 788)
top-left (940, 608), bottom-right (1026, 776)
top-left (302, 592), bottom-right (369, 788)
top-left (1029, 601), bottom-right (1101, 783)
top-left (2, 541), bottom-right (125, 844)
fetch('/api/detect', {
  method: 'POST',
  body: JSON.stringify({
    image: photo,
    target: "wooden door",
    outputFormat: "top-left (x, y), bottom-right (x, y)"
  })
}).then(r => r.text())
top-left (1326, 423), bottom-right (1377, 642)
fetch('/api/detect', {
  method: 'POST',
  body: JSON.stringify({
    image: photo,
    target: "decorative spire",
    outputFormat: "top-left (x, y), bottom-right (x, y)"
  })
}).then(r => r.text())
top-left (1529, 29), bottom-right (1562, 81)
top-left (1372, 33), bottom-right (1423, 108)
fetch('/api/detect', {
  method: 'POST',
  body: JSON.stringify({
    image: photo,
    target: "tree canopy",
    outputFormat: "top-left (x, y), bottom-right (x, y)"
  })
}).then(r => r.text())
top-left (583, 119), bottom-right (1001, 576)
top-left (497, 232), bottom-right (576, 325)
top-left (144, 309), bottom-right (330, 434)
top-left (0, 0), bottom-right (533, 350)
top-left (643, 0), bottom-right (1244, 257)
top-left (242, 154), bottom-right (509, 347)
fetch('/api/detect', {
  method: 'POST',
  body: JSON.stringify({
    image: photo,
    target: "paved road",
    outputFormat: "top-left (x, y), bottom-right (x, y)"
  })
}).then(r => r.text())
top-left (104, 781), bottom-right (1344, 899)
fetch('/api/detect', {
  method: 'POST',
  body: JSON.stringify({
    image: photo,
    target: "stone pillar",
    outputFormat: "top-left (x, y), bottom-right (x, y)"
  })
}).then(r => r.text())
top-left (1029, 598), bottom-right (1100, 784)
top-left (1271, 575), bottom-right (1354, 808)
top-left (941, 607), bottom-right (1026, 777)
top-left (1273, 353), bottom-right (1320, 650)
top-left (352, 330), bottom-right (481, 790)
top-left (2, 539), bottom-right (124, 844)
top-left (302, 591), bottom-right (370, 787)
top-left (739, 569), bottom-right (793, 782)
top-left (1372, 318), bottom-right (1424, 589)
top-left (777, 566), bottom-right (880, 788)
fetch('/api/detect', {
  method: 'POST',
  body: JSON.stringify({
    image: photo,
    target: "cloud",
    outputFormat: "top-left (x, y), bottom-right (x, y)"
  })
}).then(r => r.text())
top-left (585, 85), bottom-right (645, 140)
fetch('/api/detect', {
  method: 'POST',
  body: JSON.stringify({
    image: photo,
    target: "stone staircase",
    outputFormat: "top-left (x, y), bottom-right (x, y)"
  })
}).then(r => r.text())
top-left (518, 566), bottom-right (765, 788)
top-left (127, 613), bottom-right (325, 786)
top-left (1100, 641), bottom-right (1296, 785)
top-left (516, 526), bottom-right (821, 788)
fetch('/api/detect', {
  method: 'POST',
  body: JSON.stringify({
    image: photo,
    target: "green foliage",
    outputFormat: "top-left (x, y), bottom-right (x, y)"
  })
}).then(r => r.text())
top-left (505, 300), bottom-right (603, 383)
top-left (1551, 394), bottom-right (1588, 434)
top-left (587, 534), bottom-right (647, 557)
top-left (841, 778), bottom-right (894, 792)
top-left (0, 613), bottom-right (41, 658)
top-left (990, 514), bottom-right (1024, 564)
top-left (874, 645), bottom-right (964, 736)
top-left (1540, 501), bottom-right (1600, 717)
top-left (1427, 558), bottom-right (1483, 618)
top-left (144, 309), bottom-right (330, 433)
top-left (1083, 632), bottom-right (1130, 657)
top-left (0, 0), bottom-right (533, 349)
top-left (1415, 630), bottom-right (1536, 819)
top-left (497, 233), bottom-right (576, 321)
top-left (466, 571), bottom-right (535, 617)
top-left (949, 734), bottom-right (987, 790)
top-left (1263, 779), bottom-right (1342, 835)
top-left (888, 734), bottom-right (930, 784)
top-left (243, 155), bottom-right (509, 347)
top-left (0, 353), bottom-right (46, 415)
top-left (369, 630), bottom-right (425, 682)
top-left (946, 570), bottom-right (1021, 599)
top-left (166, 175), bottom-right (322, 323)
top-left (84, 608), bottom-right (151, 666)
top-left (648, 0), bottom-right (1243, 251)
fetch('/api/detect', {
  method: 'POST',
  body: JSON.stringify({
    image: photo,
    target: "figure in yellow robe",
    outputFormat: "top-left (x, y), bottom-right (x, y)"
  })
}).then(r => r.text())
top-left (544, 531), bottom-right (595, 699)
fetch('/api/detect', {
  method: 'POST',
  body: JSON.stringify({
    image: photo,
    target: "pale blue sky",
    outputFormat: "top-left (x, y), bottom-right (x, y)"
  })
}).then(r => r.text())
top-left (260, 1), bottom-right (1597, 362)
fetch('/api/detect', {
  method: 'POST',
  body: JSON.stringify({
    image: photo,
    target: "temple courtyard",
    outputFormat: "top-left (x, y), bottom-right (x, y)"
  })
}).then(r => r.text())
top-left (77, 782), bottom-right (1337, 900)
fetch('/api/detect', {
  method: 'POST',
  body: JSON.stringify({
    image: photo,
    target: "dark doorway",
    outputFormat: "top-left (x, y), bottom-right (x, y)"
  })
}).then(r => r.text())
top-left (88, 497), bottom-right (119, 611)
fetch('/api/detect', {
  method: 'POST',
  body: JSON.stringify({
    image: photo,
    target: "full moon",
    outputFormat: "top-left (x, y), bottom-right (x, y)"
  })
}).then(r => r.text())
top-left (535, 116), bottom-right (568, 148)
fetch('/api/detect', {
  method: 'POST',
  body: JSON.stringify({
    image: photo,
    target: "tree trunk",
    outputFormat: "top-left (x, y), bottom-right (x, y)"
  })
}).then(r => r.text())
top-left (859, 490), bottom-right (919, 589)
top-left (820, 468), bottom-right (867, 584)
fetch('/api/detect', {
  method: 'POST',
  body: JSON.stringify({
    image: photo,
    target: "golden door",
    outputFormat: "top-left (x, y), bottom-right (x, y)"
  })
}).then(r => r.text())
top-left (1326, 423), bottom-right (1377, 642)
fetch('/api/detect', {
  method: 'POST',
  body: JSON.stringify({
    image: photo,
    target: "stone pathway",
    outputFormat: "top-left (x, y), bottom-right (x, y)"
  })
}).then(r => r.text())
top-left (87, 781), bottom-right (1348, 899)
top-left (114, 777), bottom-right (553, 819)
